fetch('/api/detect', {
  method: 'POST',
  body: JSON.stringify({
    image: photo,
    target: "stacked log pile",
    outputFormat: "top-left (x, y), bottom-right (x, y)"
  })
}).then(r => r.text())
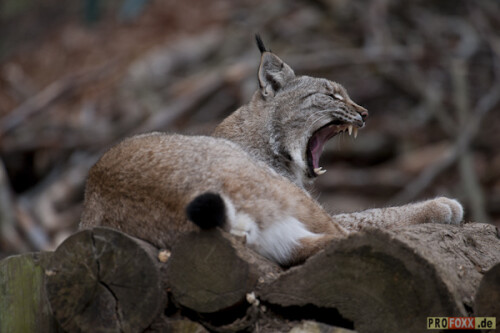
top-left (2, 223), bottom-right (497, 333)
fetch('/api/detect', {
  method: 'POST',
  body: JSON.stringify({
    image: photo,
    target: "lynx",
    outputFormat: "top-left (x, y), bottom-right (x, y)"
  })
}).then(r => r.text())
top-left (214, 36), bottom-right (368, 189)
top-left (80, 36), bottom-right (463, 266)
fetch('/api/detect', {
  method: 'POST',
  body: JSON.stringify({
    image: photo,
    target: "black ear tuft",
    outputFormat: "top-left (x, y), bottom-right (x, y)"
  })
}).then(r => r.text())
top-left (186, 192), bottom-right (226, 230)
top-left (255, 34), bottom-right (268, 54)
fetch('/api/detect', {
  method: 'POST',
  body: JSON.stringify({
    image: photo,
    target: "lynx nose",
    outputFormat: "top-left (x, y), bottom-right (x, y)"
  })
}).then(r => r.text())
top-left (353, 114), bottom-right (364, 128)
top-left (355, 104), bottom-right (368, 120)
top-left (360, 109), bottom-right (368, 120)
top-left (349, 101), bottom-right (368, 124)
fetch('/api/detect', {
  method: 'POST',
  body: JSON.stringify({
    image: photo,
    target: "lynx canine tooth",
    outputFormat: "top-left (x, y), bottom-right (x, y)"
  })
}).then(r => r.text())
top-left (348, 125), bottom-right (353, 135)
top-left (353, 127), bottom-right (358, 138)
top-left (314, 167), bottom-right (326, 175)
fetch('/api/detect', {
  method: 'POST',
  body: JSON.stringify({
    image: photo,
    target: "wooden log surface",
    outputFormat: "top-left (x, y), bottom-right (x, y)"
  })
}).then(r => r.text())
top-left (259, 223), bottom-right (500, 333)
top-left (474, 262), bottom-right (500, 327)
top-left (44, 227), bottom-right (167, 333)
top-left (166, 229), bottom-right (281, 314)
top-left (35, 222), bottom-right (500, 332)
top-left (0, 252), bottom-right (62, 333)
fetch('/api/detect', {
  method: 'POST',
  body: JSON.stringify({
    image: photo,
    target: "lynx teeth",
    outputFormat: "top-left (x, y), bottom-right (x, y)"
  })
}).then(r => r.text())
top-left (348, 125), bottom-right (353, 136)
top-left (314, 167), bottom-right (326, 175)
top-left (353, 127), bottom-right (358, 138)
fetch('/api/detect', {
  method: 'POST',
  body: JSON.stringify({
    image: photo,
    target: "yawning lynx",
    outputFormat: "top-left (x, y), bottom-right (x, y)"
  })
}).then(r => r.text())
top-left (79, 36), bottom-right (463, 266)
top-left (214, 36), bottom-right (368, 189)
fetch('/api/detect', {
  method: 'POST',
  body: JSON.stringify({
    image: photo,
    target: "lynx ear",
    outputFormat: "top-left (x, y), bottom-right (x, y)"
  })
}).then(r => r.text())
top-left (256, 42), bottom-right (295, 98)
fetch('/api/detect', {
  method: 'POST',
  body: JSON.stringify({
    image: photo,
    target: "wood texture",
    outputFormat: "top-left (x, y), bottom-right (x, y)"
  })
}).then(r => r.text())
top-left (44, 227), bottom-right (167, 333)
top-left (0, 252), bottom-right (62, 333)
top-left (474, 262), bottom-right (500, 325)
top-left (29, 222), bottom-right (500, 332)
top-left (166, 229), bottom-right (281, 314)
top-left (259, 223), bottom-right (500, 333)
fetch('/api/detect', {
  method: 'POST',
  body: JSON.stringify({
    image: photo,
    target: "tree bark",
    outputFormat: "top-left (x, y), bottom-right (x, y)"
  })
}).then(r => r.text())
top-left (259, 223), bottom-right (500, 333)
top-left (0, 252), bottom-right (62, 333)
top-left (474, 262), bottom-right (500, 327)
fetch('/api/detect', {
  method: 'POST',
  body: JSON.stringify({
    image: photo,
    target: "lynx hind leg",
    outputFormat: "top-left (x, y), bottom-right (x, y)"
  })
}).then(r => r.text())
top-left (427, 197), bottom-right (464, 225)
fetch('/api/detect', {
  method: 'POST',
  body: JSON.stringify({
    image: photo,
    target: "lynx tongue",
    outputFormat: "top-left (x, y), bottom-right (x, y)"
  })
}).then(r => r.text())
top-left (308, 125), bottom-right (342, 176)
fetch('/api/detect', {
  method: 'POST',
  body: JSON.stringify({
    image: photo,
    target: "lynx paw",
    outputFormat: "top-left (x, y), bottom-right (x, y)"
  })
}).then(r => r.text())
top-left (429, 197), bottom-right (463, 225)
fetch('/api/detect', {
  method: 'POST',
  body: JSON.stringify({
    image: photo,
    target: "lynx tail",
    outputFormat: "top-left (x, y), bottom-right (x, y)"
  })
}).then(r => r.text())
top-left (186, 192), bottom-right (226, 229)
top-left (255, 34), bottom-right (268, 53)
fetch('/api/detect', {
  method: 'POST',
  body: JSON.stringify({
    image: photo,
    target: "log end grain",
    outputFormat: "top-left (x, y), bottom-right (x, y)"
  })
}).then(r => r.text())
top-left (259, 227), bottom-right (464, 333)
top-left (166, 230), bottom-right (274, 314)
top-left (45, 227), bottom-right (166, 333)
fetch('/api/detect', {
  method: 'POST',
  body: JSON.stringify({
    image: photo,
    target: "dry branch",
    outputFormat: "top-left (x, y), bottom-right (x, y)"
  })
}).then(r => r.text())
top-left (0, 59), bottom-right (118, 137)
top-left (288, 46), bottom-right (422, 72)
top-left (130, 60), bottom-right (252, 135)
top-left (390, 80), bottom-right (500, 205)
top-left (0, 159), bottom-right (26, 253)
top-left (130, 71), bottom-right (227, 135)
top-left (450, 59), bottom-right (489, 223)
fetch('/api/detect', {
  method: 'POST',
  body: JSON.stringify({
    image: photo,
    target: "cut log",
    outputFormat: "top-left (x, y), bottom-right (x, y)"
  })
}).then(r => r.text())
top-left (45, 227), bottom-right (167, 333)
top-left (144, 316), bottom-right (210, 333)
top-left (166, 229), bottom-right (281, 315)
top-left (0, 252), bottom-right (62, 333)
top-left (289, 321), bottom-right (357, 333)
top-left (259, 223), bottom-right (500, 333)
top-left (38, 222), bottom-right (499, 332)
top-left (474, 262), bottom-right (500, 325)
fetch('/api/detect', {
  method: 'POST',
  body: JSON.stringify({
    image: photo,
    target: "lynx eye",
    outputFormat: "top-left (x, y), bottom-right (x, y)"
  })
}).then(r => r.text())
top-left (333, 93), bottom-right (344, 101)
top-left (327, 93), bottom-right (344, 101)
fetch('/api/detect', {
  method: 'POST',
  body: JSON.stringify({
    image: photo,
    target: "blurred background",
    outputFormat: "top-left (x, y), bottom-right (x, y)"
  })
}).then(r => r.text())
top-left (0, 0), bottom-right (499, 258)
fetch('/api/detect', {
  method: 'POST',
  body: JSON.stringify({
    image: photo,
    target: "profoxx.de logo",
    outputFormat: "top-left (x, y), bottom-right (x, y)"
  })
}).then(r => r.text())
top-left (427, 317), bottom-right (496, 330)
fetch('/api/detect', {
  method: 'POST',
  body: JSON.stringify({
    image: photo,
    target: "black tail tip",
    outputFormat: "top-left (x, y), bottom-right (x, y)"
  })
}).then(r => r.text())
top-left (255, 34), bottom-right (268, 54)
top-left (186, 192), bottom-right (226, 230)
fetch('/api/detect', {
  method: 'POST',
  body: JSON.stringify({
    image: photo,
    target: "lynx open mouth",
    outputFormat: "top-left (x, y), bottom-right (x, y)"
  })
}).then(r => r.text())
top-left (306, 121), bottom-right (359, 177)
